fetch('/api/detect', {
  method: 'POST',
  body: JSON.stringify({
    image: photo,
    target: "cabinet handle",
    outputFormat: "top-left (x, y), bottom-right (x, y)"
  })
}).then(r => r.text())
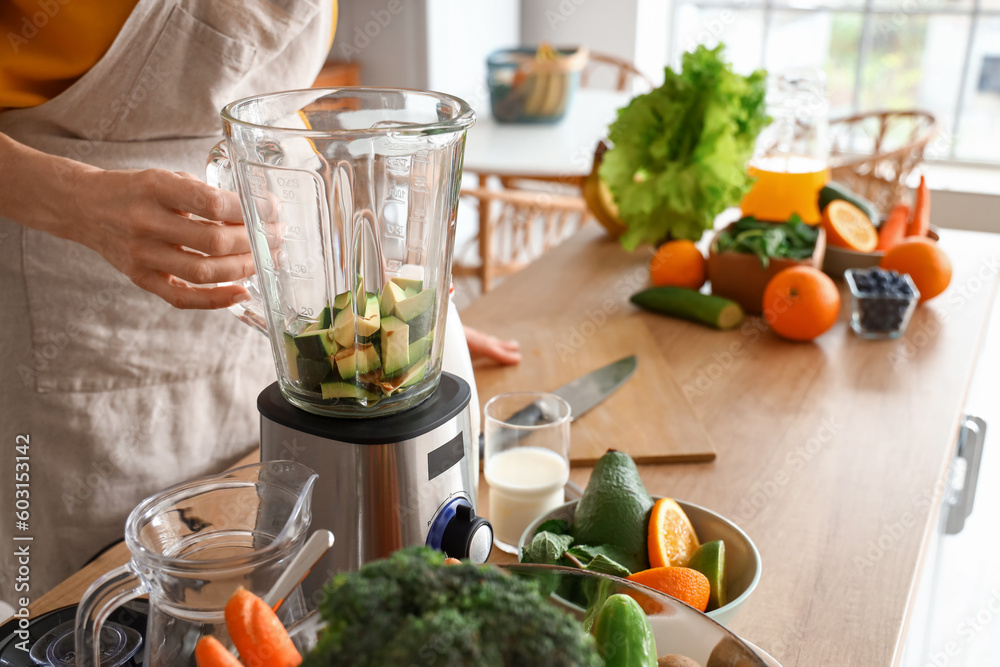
top-left (945, 415), bottom-right (987, 535)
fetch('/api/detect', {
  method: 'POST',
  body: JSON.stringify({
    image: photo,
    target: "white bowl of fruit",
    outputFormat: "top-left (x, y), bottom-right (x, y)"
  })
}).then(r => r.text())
top-left (518, 450), bottom-right (762, 627)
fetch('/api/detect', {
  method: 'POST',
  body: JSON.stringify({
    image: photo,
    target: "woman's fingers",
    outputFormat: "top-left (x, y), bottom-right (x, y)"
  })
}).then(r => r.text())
top-left (131, 269), bottom-right (251, 310)
top-left (147, 212), bottom-right (253, 256)
top-left (133, 242), bottom-right (257, 285)
top-left (151, 169), bottom-right (244, 223)
top-left (464, 326), bottom-right (522, 365)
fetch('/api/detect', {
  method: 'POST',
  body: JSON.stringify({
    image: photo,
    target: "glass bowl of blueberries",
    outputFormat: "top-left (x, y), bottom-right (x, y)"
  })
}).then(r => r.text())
top-left (845, 267), bottom-right (920, 340)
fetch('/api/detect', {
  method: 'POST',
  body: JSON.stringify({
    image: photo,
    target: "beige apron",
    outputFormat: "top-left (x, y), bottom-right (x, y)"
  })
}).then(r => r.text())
top-left (0, 0), bottom-right (331, 601)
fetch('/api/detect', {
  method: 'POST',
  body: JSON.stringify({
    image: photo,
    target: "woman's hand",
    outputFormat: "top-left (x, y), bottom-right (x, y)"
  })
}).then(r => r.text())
top-left (0, 133), bottom-right (255, 310)
top-left (464, 326), bottom-right (521, 365)
top-left (68, 168), bottom-right (255, 309)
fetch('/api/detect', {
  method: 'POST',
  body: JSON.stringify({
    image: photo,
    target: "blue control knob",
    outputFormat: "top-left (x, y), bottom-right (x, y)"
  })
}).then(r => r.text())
top-left (426, 498), bottom-right (492, 563)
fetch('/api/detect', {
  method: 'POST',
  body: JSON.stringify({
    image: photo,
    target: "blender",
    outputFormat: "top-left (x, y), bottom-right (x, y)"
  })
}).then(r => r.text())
top-left (208, 88), bottom-right (492, 597)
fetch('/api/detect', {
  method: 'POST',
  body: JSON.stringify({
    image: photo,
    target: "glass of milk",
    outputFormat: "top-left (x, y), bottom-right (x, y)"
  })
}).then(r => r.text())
top-left (483, 392), bottom-right (571, 553)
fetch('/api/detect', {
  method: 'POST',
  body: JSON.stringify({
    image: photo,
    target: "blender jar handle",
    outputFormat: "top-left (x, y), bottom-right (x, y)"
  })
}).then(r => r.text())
top-left (207, 140), bottom-right (268, 335)
top-left (74, 563), bottom-right (147, 667)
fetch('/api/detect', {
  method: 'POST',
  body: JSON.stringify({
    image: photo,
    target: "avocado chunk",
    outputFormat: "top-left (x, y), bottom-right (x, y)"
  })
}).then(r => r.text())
top-left (380, 357), bottom-right (428, 395)
top-left (332, 290), bottom-right (352, 310)
top-left (390, 277), bottom-right (423, 293)
top-left (571, 450), bottom-right (654, 574)
top-left (356, 294), bottom-right (381, 338)
top-left (356, 342), bottom-right (381, 373)
top-left (406, 310), bottom-right (434, 343)
top-left (283, 332), bottom-right (300, 381)
top-left (333, 306), bottom-right (356, 348)
top-left (294, 328), bottom-right (337, 361)
top-left (380, 281), bottom-right (408, 318)
top-left (408, 332), bottom-right (434, 362)
top-left (320, 381), bottom-right (380, 402)
top-left (393, 288), bottom-right (435, 323)
top-left (296, 356), bottom-right (332, 391)
top-left (318, 305), bottom-right (332, 329)
top-left (380, 316), bottom-right (410, 375)
top-left (333, 346), bottom-right (357, 379)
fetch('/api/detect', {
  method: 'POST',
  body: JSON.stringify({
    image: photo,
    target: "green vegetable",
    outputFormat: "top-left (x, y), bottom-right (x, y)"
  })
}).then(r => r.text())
top-left (631, 287), bottom-right (744, 330)
top-left (580, 553), bottom-right (632, 578)
top-left (522, 530), bottom-right (574, 566)
top-left (712, 215), bottom-right (819, 268)
top-left (304, 546), bottom-right (602, 667)
top-left (535, 518), bottom-right (571, 536)
top-left (592, 594), bottom-right (658, 667)
top-left (599, 44), bottom-right (769, 250)
top-left (819, 182), bottom-right (880, 226)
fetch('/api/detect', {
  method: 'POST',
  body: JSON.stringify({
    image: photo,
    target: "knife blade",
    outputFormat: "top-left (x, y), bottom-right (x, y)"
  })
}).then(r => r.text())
top-left (478, 355), bottom-right (638, 458)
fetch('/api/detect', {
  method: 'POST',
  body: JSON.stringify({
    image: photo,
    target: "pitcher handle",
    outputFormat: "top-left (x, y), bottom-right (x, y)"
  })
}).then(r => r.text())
top-left (207, 140), bottom-right (268, 335)
top-left (74, 562), bottom-right (147, 667)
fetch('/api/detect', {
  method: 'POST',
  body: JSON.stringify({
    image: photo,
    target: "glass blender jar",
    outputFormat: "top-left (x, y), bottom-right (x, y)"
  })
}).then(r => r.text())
top-left (208, 88), bottom-right (475, 417)
top-left (740, 68), bottom-right (830, 224)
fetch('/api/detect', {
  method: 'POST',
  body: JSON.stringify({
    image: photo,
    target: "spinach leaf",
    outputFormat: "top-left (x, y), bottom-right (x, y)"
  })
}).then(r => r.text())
top-left (521, 531), bottom-right (574, 566)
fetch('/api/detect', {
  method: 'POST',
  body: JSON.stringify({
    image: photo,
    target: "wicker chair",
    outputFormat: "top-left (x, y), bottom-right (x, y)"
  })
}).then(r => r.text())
top-left (453, 187), bottom-right (591, 293)
top-left (580, 52), bottom-right (654, 93)
top-left (829, 110), bottom-right (938, 214)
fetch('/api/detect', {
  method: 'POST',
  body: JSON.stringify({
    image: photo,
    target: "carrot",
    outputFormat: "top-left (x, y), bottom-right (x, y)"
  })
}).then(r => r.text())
top-left (906, 175), bottom-right (930, 237)
top-left (196, 636), bottom-right (244, 667)
top-left (224, 588), bottom-right (302, 667)
top-left (876, 203), bottom-right (910, 251)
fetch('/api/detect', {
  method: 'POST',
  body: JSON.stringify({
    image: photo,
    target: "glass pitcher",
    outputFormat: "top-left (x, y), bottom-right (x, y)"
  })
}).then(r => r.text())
top-left (74, 461), bottom-right (318, 667)
top-left (208, 88), bottom-right (475, 418)
top-left (740, 68), bottom-right (830, 224)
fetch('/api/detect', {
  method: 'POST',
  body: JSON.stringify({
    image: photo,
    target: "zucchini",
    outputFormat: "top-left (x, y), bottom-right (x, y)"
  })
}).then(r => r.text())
top-left (631, 287), bottom-right (744, 330)
top-left (819, 183), bottom-right (880, 226)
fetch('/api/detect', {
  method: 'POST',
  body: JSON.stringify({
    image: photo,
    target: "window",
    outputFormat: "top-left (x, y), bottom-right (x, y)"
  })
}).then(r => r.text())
top-left (669, 0), bottom-right (1000, 164)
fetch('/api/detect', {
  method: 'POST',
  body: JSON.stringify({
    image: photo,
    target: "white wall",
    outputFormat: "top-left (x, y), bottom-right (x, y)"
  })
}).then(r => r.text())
top-left (520, 0), bottom-right (647, 89)
top-left (331, 0), bottom-right (431, 89)
top-left (426, 0), bottom-right (521, 113)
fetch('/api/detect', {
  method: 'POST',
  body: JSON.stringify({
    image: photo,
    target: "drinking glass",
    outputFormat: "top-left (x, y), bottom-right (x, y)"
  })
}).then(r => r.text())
top-left (483, 392), bottom-right (571, 553)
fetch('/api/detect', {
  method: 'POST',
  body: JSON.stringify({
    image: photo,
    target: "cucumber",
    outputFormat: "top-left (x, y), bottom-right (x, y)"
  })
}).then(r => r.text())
top-left (631, 287), bottom-right (744, 330)
top-left (592, 594), bottom-right (657, 667)
top-left (819, 182), bottom-right (880, 225)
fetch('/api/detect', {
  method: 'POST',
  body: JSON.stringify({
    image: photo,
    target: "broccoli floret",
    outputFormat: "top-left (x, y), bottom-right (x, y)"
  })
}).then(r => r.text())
top-left (302, 546), bottom-right (603, 667)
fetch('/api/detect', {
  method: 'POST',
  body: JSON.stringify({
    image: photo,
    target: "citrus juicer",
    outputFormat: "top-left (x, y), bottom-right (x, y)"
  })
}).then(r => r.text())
top-left (208, 88), bottom-right (492, 596)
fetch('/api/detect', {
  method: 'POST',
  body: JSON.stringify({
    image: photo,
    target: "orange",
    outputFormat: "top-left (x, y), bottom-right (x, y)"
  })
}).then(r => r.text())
top-left (650, 240), bottom-right (706, 290)
top-left (648, 498), bottom-right (700, 568)
top-left (880, 237), bottom-right (952, 303)
top-left (763, 266), bottom-right (841, 341)
top-left (627, 567), bottom-right (711, 612)
top-left (822, 200), bottom-right (878, 252)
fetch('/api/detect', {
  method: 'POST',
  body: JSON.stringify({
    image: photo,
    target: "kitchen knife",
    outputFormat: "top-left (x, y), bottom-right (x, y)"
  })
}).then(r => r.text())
top-left (478, 355), bottom-right (638, 458)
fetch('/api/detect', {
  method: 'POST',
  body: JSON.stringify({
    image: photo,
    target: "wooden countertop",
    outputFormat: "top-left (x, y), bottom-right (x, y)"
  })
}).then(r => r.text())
top-left (462, 223), bottom-right (1000, 666)
top-left (33, 224), bottom-right (1000, 667)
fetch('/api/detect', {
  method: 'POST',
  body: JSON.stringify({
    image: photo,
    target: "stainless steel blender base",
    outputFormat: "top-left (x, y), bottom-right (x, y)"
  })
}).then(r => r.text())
top-left (258, 372), bottom-right (490, 606)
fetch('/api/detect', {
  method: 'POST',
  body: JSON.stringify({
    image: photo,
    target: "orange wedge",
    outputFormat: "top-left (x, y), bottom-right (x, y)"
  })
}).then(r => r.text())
top-left (822, 200), bottom-right (878, 252)
top-left (648, 497), bottom-right (700, 568)
top-left (628, 566), bottom-right (711, 612)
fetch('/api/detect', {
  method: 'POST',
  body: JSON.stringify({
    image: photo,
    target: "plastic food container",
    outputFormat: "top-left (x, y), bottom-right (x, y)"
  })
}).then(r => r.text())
top-left (845, 268), bottom-right (920, 339)
top-left (487, 46), bottom-right (588, 123)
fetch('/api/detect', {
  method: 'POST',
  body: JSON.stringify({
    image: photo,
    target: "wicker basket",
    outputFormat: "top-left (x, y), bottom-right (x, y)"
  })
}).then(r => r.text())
top-left (828, 110), bottom-right (938, 216)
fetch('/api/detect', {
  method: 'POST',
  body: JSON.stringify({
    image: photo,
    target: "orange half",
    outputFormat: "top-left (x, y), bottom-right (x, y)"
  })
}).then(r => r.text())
top-left (822, 200), bottom-right (878, 252)
top-left (648, 497), bottom-right (700, 568)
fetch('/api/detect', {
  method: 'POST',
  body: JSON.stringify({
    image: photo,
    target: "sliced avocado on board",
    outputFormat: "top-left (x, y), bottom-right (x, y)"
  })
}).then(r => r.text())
top-left (294, 329), bottom-right (337, 361)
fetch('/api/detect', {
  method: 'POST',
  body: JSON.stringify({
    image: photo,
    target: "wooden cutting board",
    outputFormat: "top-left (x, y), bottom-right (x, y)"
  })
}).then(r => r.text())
top-left (473, 314), bottom-right (716, 466)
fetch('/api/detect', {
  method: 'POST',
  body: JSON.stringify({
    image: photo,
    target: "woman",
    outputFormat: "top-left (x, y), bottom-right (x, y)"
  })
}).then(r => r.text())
top-left (0, 0), bottom-right (340, 602)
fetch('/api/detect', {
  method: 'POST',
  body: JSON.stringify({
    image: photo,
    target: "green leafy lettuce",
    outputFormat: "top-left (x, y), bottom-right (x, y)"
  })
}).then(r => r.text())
top-left (599, 44), bottom-right (769, 250)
